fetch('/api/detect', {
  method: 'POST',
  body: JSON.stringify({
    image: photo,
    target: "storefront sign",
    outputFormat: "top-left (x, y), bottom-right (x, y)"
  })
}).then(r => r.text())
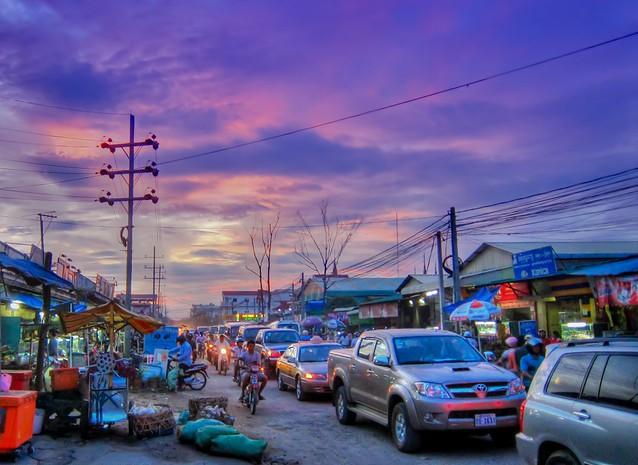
top-left (95, 274), bottom-right (116, 299)
top-left (594, 275), bottom-right (638, 306)
top-left (513, 246), bottom-right (557, 280)
top-left (359, 302), bottom-right (398, 319)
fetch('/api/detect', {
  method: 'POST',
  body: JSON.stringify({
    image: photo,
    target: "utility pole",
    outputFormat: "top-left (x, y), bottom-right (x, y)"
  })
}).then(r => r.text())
top-left (436, 231), bottom-right (446, 329)
top-left (395, 211), bottom-right (400, 276)
top-left (100, 116), bottom-right (159, 353)
top-left (144, 246), bottom-right (165, 318)
top-left (34, 252), bottom-right (52, 391)
top-left (37, 212), bottom-right (56, 264)
top-left (449, 207), bottom-right (461, 303)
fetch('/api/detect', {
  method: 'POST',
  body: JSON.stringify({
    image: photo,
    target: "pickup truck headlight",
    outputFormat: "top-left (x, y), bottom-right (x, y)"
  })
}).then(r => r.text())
top-left (508, 378), bottom-right (525, 395)
top-left (414, 382), bottom-right (451, 399)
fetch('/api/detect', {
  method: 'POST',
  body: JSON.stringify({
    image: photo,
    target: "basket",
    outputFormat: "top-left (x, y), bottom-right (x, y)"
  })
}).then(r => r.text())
top-left (188, 397), bottom-right (228, 420)
top-left (128, 404), bottom-right (176, 439)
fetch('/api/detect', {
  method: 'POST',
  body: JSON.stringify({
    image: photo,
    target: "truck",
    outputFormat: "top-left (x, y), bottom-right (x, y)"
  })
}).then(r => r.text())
top-left (328, 328), bottom-right (526, 452)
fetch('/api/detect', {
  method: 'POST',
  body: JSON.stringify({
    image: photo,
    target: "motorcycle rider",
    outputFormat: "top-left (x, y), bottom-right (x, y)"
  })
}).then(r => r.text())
top-left (216, 334), bottom-right (231, 372)
top-left (232, 337), bottom-right (246, 382)
top-left (169, 335), bottom-right (193, 389)
top-left (239, 340), bottom-right (267, 401)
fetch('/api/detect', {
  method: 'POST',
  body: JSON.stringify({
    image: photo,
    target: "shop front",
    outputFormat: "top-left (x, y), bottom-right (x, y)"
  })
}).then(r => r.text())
top-left (592, 273), bottom-right (638, 335)
top-left (359, 297), bottom-right (400, 329)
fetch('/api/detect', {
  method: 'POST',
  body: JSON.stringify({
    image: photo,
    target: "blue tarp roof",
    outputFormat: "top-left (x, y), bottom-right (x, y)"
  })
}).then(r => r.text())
top-left (443, 286), bottom-right (499, 314)
top-left (569, 257), bottom-right (638, 277)
top-left (0, 253), bottom-right (74, 290)
top-left (2, 292), bottom-right (86, 312)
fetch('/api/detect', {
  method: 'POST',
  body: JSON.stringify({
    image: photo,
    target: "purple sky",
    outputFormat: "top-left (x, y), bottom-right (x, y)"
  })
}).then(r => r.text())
top-left (0, 1), bottom-right (637, 317)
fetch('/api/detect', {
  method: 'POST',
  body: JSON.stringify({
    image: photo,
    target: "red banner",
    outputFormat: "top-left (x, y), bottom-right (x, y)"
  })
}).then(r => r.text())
top-left (594, 275), bottom-right (638, 307)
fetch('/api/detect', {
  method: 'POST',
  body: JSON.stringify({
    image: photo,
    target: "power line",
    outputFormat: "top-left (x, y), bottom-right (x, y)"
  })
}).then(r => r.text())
top-left (159, 30), bottom-right (638, 166)
top-left (0, 126), bottom-right (99, 142)
top-left (12, 99), bottom-right (129, 116)
top-left (1, 159), bottom-right (95, 170)
top-left (0, 137), bottom-right (93, 148)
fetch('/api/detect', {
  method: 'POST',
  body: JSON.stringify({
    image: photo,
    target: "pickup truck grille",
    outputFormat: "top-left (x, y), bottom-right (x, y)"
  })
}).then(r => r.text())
top-left (449, 408), bottom-right (517, 419)
top-left (446, 382), bottom-right (509, 398)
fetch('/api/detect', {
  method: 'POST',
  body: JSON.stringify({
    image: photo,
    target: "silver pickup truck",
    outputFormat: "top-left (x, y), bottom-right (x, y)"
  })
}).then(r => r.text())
top-left (328, 328), bottom-right (526, 452)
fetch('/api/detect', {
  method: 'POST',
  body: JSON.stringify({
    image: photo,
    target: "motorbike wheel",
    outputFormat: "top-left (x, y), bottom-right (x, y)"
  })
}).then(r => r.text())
top-left (250, 391), bottom-right (257, 415)
top-left (189, 371), bottom-right (207, 391)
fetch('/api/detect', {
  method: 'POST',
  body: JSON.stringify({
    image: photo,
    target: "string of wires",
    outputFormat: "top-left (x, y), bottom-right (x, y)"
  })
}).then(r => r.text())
top-left (343, 215), bottom-right (449, 277)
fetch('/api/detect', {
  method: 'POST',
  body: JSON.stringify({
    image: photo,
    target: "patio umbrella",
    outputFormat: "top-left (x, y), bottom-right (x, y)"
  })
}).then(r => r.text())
top-left (449, 299), bottom-right (501, 322)
top-left (449, 300), bottom-right (501, 352)
top-left (302, 316), bottom-right (322, 328)
top-left (59, 300), bottom-right (163, 351)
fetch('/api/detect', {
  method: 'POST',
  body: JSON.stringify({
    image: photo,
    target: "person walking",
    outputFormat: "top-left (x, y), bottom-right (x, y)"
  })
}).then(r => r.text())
top-left (463, 330), bottom-right (478, 349)
top-left (497, 336), bottom-right (519, 372)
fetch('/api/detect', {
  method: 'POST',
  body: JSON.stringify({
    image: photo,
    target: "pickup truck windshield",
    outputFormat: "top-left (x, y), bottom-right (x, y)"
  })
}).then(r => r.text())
top-left (299, 345), bottom-right (341, 362)
top-left (393, 336), bottom-right (483, 364)
top-left (265, 331), bottom-right (300, 344)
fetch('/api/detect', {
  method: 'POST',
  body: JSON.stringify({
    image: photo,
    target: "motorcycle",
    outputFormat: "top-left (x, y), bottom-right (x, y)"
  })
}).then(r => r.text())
top-left (168, 358), bottom-right (208, 391)
top-left (241, 365), bottom-right (263, 415)
top-left (218, 348), bottom-right (228, 376)
top-left (206, 342), bottom-right (218, 366)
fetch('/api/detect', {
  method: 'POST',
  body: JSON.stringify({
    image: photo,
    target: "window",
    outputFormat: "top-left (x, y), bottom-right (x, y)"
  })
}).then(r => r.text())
top-left (357, 338), bottom-right (376, 360)
top-left (547, 353), bottom-right (594, 399)
top-left (581, 355), bottom-right (608, 401)
top-left (373, 340), bottom-right (389, 360)
top-left (392, 336), bottom-right (483, 365)
top-left (598, 355), bottom-right (638, 412)
top-left (264, 331), bottom-right (299, 344)
top-left (299, 345), bottom-right (340, 362)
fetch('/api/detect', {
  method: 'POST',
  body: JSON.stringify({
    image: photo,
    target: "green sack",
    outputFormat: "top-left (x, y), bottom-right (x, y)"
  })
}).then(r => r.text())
top-left (167, 367), bottom-right (179, 392)
top-left (209, 433), bottom-right (268, 461)
top-left (195, 425), bottom-right (239, 449)
top-left (178, 419), bottom-right (224, 443)
top-left (177, 410), bottom-right (190, 425)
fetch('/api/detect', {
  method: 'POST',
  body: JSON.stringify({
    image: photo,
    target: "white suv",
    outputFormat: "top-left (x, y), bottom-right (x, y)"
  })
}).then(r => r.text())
top-left (516, 338), bottom-right (638, 465)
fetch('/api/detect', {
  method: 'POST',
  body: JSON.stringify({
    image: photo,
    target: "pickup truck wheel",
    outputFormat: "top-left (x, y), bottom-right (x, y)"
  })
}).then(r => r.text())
top-left (335, 386), bottom-right (356, 425)
top-left (545, 450), bottom-right (580, 465)
top-left (277, 372), bottom-right (288, 391)
top-left (391, 403), bottom-right (421, 453)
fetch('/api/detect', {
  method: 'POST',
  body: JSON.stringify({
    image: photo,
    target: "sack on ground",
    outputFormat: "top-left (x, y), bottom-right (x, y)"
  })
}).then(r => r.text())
top-left (194, 425), bottom-right (238, 449)
top-left (209, 433), bottom-right (268, 460)
top-left (177, 410), bottom-right (190, 425)
top-left (166, 367), bottom-right (180, 392)
top-left (178, 418), bottom-right (224, 443)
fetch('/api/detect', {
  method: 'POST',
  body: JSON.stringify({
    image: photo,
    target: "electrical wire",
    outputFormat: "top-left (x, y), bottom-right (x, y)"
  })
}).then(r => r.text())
top-left (0, 137), bottom-right (93, 148)
top-left (159, 30), bottom-right (638, 166)
top-left (12, 99), bottom-right (129, 116)
top-left (0, 126), bottom-right (99, 142)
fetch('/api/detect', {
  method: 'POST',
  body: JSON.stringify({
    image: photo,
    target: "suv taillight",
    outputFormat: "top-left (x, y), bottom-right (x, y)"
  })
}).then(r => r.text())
top-left (519, 399), bottom-right (527, 432)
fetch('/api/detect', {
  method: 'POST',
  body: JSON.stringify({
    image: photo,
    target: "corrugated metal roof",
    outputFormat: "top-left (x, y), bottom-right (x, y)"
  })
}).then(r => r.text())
top-left (397, 274), bottom-right (449, 295)
top-left (569, 257), bottom-right (638, 276)
top-left (328, 277), bottom-right (404, 293)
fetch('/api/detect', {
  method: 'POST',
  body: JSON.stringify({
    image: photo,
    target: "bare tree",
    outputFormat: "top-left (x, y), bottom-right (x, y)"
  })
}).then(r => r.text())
top-left (295, 201), bottom-right (361, 310)
top-left (246, 213), bottom-right (281, 319)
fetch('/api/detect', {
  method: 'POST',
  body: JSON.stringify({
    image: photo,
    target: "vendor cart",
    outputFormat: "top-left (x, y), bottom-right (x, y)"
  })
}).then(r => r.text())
top-left (58, 301), bottom-right (162, 438)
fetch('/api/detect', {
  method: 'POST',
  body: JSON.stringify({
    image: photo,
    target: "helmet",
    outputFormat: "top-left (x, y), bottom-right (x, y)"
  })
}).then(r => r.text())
top-left (526, 337), bottom-right (543, 347)
top-left (302, 330), bottom-right (309, 336)
top-left (236, 337), bottom-right (244, 343)
top-left (176, 335), bottom-right (186, 344)
top-left (505, 336), bottom-right (518, 348)
top-left (463, 331), bottom-right (473, 338)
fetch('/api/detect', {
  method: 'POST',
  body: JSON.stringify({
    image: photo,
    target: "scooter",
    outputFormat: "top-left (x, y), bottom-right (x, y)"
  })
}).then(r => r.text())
top-left (206, 342), bottom-right (217, 366)
top-left (218, 348), bottom-right (228, 376)
top-left (168, 358), bottom-right (208, 391)
top-left (241, 366), bottom-right (262, 415)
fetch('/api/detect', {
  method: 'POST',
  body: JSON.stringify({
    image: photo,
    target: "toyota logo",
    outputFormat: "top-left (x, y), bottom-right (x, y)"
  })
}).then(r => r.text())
top-left (473, 383), bottom-right (488, 398)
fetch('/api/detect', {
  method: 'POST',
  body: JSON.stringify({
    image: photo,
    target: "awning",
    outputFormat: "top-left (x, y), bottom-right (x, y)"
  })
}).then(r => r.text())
top-left (0, 291), bottom-right (83, 311)
top-left (569, 257), bottom-right (638, 277)
top-left (0, 253), bottom-right (74, 290)
top-left (59, 301), bottom-right (163, 335)
top-left (443, 287), bottom-right (499, 314)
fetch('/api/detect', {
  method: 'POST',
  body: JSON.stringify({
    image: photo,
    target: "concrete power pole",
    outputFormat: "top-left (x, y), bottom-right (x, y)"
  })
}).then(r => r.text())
top-left (449, 207), bottom-right (461, 303)
top-left (99, 116), bottom-right (159, 352)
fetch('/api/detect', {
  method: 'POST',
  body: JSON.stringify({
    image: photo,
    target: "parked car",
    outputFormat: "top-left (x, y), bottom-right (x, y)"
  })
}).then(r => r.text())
top-left (209, 326), bottom-right (220, 335)
top-left (255, 329), bottom-right (300, 372)
top-left (276, 342), bottom-right (342, 401)
top-left (328, 329), bottom-right (526, 452)
top-left (269, 320), bottom-right (302, 334)
top-left (238, 325), bottom-right (269, 343)
top-left (223, 322), bottom-right (247, 342)
top-left (517, 338), bottom-right (638, 465)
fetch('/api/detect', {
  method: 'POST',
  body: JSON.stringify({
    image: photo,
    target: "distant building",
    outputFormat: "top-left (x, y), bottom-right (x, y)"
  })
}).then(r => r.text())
top-left (116, 293), bottom-right (157, 317)
top-left (191, 303), bottom-right (221, 326)
top-left (221, 290), bottom-right (264, 322)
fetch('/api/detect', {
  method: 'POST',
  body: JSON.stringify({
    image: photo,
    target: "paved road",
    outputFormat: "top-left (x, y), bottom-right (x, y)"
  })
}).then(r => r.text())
top-left (25, 363), bottom-right (522, 465)
top-left (212, 366), bottom-right (522, 465)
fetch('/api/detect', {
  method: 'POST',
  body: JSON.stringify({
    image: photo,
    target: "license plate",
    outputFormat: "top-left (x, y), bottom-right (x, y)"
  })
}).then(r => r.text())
top-left (474, 413), bottom-right (497, 427)
top-left (250, 375), bottom-right (258, 383)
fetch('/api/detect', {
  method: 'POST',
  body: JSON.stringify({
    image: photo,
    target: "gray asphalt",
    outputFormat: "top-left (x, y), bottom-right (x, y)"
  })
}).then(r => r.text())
top-left (23, 364), bottom-right (522, 465)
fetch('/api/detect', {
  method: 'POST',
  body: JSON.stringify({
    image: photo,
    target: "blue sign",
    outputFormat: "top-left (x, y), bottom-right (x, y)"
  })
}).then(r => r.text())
top-left (518, 320), bottom-right (538, 338)
top-left (512, 246), bottom-right (557, 280)
top-left (143, 326), bottom-right (179, 354)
